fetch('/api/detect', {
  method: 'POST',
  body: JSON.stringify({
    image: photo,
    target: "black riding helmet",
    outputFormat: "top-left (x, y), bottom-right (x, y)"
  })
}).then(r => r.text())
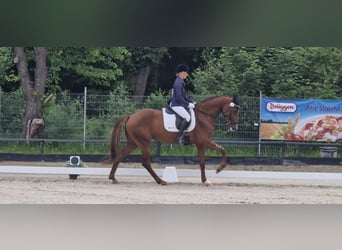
top-left (176, 64), bottom-right (189, 74)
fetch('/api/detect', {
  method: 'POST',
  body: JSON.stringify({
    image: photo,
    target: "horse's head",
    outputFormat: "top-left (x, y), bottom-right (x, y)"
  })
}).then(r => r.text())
top-left (222, 96), bottom-right (240, 131)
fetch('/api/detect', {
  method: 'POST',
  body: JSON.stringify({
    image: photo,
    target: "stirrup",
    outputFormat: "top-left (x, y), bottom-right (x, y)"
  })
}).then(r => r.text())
top-left (177, 135), bottom-right (184, 145)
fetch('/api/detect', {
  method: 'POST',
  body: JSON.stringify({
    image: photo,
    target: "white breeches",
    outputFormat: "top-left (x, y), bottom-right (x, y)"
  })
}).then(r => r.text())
top-left (171, 106), bottom-right (191, 122)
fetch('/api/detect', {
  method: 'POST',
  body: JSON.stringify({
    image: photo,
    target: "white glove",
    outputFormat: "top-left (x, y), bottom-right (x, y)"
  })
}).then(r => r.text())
top-left (188, 102), bottom-right (195, 109)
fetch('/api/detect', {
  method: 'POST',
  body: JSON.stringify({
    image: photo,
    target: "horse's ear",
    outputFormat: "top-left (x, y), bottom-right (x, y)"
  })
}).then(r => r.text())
top-left (232, 95), bottom-right (241, 109)
top-left (232, 95), bottom-right (239, 105)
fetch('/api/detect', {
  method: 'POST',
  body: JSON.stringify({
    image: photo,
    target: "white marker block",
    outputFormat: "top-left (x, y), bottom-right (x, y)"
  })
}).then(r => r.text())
top-left (162, 166), bottom-right (179, 183)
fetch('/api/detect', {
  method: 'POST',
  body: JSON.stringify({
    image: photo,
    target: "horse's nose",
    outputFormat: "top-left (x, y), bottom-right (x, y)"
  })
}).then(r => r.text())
top-left (229, 124), bottom-right (238, 131)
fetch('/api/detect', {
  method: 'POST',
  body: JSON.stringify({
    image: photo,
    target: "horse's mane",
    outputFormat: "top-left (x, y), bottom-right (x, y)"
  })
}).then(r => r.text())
top-left (198, 95), bottom-right (240, 106)
top-left (199, 95), bottom-right (224, 104)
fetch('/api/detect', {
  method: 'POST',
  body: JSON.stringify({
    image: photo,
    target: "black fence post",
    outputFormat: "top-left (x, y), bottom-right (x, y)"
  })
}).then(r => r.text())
top-left (39, 140), bottom-right (45, 161)
top-left (154, 141), bottom-right (161, 163)
top-left (281, 141), bottom-right (286, 163)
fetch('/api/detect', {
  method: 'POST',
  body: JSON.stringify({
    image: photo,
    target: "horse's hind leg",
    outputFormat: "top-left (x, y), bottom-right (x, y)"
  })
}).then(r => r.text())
top-left (109, 142), bottom-right (137, 183)
top-left (140, 146), bottom-right (167, 185)
top-left (109, 160), bottom-right (121, 184)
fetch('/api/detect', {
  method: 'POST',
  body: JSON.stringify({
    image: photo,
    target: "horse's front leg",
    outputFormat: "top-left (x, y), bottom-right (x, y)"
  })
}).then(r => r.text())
top-left (206, 141), bottom-right (227, 173)
top-left (196, 146), bottom-right (211, 186)
top-left (140, 145), bottom-right (167, 185)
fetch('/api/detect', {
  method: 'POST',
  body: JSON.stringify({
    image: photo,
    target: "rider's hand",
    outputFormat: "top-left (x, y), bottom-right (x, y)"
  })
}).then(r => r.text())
top-left (188, 102), bottom-right (195, 109)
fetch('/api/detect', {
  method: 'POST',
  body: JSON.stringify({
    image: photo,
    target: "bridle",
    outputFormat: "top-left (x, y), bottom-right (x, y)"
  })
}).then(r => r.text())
top-left (195, 101), bottom-right (240, 129)
top-left (222, 102), bottom-right (240, 129)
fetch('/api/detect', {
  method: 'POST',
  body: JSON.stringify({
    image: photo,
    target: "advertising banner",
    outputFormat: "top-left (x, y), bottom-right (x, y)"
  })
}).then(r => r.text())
top-left (260, 98), bottom-right (342, 142)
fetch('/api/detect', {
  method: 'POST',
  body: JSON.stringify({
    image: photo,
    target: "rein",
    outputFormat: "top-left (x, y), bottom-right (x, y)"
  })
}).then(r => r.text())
top-left (195, 104), bottom-right (238, 128)
top-left (195, 107), bottom-right (217, 119)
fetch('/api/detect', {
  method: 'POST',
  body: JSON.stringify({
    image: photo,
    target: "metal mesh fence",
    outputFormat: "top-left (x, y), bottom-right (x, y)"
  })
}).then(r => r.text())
top-left (0, 88), bottom-right (340, 158)
top-left (0, 88), bottom-right (25, 137)
top-left (0, 91), bottom-right (260, 141)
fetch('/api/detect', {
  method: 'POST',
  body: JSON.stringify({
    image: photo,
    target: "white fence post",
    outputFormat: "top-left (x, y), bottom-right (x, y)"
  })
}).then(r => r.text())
top-left (258, 91), bottom-right (262, 155)
top-left (83, 87), bottom-right (87, 149)
top-left (0, 86), bottom-right (1, 135)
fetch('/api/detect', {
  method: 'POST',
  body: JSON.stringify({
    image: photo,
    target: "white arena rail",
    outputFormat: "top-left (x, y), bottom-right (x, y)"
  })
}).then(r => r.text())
top-left (1, 165), bottom-right (342, 180)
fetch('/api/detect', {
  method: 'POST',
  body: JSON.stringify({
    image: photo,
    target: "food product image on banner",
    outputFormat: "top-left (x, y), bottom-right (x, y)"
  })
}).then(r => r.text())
top-left (260, 98), bottom-right (342, 142)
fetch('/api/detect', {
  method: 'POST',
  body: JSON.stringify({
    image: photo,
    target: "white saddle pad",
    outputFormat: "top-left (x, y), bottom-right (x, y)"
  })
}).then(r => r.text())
top-left (162, 108), bottom-right (196, 132)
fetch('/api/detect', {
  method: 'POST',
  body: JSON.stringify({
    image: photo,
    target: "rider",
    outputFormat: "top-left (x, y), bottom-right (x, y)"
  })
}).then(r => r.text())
top-left (169, 64), bottom-right (196, 145)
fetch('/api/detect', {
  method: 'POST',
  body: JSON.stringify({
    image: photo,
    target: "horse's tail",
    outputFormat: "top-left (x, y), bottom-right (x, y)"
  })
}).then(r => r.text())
top-left (101, 115), bottom-right (130, 164)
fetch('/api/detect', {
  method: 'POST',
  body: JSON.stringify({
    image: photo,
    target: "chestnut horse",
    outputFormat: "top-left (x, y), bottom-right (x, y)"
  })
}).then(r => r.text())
top-left (104, 95), bottom-right (240, 185)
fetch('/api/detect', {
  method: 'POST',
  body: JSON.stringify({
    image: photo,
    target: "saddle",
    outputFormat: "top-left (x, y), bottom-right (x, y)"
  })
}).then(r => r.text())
top-left (162, 106), bottom-right (196, 132)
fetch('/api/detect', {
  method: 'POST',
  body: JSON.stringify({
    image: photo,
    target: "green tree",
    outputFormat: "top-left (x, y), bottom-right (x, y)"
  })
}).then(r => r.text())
top-left (50, 47), bottom-right (130, 92)
top-left (292, 47), bottom-right (342, 98)
top-left (14, 47), bottom-right (48, 139)
top-left (0, 47), bottom-right (19, 90)
top-left (193, 47), bottom-right (342, 99)
top-left (126, 47), bottom-right (169, 104)
top-left (258, 47), bottom-right (299, 98)
top-left (193, 47), bottom-right (263, 96)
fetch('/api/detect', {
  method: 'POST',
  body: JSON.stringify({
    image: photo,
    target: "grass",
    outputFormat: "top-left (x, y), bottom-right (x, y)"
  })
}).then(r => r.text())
top-left (0, 141), bottom-right (108, 155)
top-left (1, 140), bottom-right (339, 158)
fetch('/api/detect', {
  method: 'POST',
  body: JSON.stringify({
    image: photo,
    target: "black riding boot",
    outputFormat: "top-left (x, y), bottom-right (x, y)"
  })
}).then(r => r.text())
top-left (177, 119), bottom-right (189, 145)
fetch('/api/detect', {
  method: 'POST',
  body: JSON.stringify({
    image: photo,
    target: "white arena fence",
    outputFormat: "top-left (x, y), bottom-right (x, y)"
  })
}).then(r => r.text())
top-left (2, 165), bottom-right (342, 181)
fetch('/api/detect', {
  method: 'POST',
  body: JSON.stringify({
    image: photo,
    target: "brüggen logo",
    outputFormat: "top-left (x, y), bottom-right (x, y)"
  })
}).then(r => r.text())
top-left (266, 102), bottom-right (297, 112)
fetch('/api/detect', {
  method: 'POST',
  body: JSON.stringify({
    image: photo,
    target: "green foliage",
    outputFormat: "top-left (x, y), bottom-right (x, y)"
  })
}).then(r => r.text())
top-left (292, 47), bottom-right (342, 98)
top-left (0, 141), bottom-right (42, 154)
top-left (86, 117), bottom-right (109, 140)
top-left (127, 47), bottom-right (169, 70)
top-left (43, 91), bottom-right (84, 139)
top-left (85, 83), bottom-right (137, 140)
top-left (3, 46), bottom-right (341, 100)
top-left (193, 47), bottom-right (342, 99)
top-left (46, 48), bottom-right (64, 92)
top-left (143, 89), bottom-right (167, 109)
top-left (106, 83), bottom-right (136, 119)
top-left (49, 47), bottom-right (131, 91)
top-left (0, 47), bottom-right (18, 85)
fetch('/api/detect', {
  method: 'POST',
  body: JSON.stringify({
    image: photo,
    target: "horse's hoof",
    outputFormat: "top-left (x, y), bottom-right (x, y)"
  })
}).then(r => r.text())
top-left (204, 180), bottom-right (212, 186)
top-left (109, 178), bottom-right (118, 184)
top-left (216, 168), bottom-right (222, 174)
top-left (160, 180), bottom-right (168, 186)
top-left (216, 164), bottom-right (226, 173)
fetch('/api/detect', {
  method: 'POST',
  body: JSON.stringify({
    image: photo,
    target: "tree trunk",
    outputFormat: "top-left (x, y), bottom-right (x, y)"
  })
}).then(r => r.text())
top-left (131, 64), bottom-right (151, 105)
top-left (14, 47), bottom-right (48, 139)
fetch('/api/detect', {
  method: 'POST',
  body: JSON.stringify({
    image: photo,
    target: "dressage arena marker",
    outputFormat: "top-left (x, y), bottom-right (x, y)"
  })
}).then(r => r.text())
top-left (162, 166), bottom-right (179, 183)
top-left (1, 165), bottom-right (342, 181)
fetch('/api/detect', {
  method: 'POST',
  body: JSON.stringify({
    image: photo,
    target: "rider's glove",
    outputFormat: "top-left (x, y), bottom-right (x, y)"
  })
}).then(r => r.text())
top-left (188, 102), bottom-right (195, 109)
